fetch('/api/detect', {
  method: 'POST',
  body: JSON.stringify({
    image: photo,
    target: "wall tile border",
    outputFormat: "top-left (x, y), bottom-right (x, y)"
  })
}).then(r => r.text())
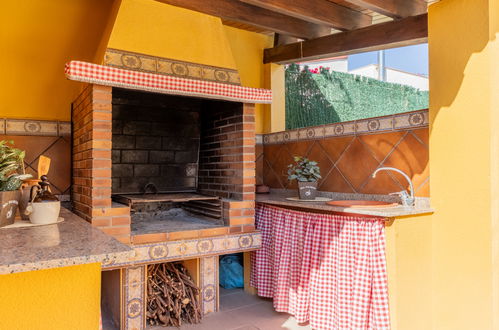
top-left (0, 118), bottom-right (70, 136)
top-left (262, 109), bottom-right (429, 145)
top-left (200, 256), bottom-right (218, 315)
top-left (105, 48), bottom-right (241, 85)
top-left (123, 265), bottom-right (146, 330)
top-left (102, 232), bottom-right (261, 269)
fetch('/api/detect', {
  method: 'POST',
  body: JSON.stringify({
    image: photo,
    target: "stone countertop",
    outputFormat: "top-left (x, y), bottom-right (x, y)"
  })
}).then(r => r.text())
top-left (0, 208), bottom-right (133, 275)
top-left (256, 190), bottom-right (434, 218)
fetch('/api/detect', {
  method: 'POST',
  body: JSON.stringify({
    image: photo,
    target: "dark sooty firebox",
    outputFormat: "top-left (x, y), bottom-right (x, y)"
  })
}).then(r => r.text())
top-left (110, 88), bottom-right (244, 235)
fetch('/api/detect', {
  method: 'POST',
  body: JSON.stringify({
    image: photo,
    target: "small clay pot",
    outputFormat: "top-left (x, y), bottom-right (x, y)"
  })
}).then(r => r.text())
top-left (256, 184), bottom-right (270, 194)
top-left (298, 181), bottom-right (318, 200)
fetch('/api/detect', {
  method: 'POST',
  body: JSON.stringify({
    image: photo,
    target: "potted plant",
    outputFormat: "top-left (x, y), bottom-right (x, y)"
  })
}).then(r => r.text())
top-left (287, 156), bottom-right (321, 200)
top-left (0, 140), bottom-right (31, 227)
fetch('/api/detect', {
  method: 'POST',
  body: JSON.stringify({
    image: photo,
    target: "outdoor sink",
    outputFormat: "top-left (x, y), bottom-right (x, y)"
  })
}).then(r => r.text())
top-left (327, 200), bottom-right (399, 209)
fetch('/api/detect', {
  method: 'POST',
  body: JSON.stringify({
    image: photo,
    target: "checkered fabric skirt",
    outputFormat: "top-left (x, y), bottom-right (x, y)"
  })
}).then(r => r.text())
top-left (251, 204), bottom-right (390, 329)
top-left (65, 61), bottom-right (272, 104)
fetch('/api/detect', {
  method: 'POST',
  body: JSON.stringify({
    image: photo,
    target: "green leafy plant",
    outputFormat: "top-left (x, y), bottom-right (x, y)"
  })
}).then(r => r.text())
top-left (287, 156), bottom-right (321, 182)
top-left (0, 140), bottom-right (31, 191)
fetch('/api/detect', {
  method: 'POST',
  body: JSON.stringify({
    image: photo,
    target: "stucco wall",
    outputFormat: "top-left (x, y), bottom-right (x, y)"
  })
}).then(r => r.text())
top-left (428, 0), bottom-right (499, 329)
top-left (0, 0), bottom-right (120, 121)
top-left (0, 0), bottom-right (275, 133)
top-left (0, 264), bottom-right (101, 329)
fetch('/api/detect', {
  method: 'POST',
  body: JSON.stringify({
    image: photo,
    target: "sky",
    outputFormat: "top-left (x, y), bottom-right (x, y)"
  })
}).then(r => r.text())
top-left (348, 43), bottom-right (428, 76)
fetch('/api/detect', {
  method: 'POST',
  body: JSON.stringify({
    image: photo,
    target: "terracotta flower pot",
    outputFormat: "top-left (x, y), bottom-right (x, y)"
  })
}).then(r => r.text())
top-left (298, 181), bottom-right (318, 200)
top-left (0, 190), bottom-right (21, 227)
top-left (256, 184), bottom-right (270, 194)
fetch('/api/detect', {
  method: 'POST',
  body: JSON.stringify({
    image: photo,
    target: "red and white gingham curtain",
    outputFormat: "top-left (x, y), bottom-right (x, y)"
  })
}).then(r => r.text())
top-left (65, 61), bottom-right (272, 104)
top-left (251, 204), bottom-right (390, 330)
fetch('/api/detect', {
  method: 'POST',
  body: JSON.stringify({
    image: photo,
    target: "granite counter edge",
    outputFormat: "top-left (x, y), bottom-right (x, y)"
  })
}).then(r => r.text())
top-left (0, 249), bottom-right (133, 275)
top-left (256, 199), bottom-right (434, 218)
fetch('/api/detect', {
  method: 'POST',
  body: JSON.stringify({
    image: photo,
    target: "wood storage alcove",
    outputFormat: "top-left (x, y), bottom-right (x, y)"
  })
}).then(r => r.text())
top-left (146, 259), bottom-right (201, 328)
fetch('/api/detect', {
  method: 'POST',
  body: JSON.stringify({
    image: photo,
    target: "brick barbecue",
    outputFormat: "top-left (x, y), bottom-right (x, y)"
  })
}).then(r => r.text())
top-left (71, 84), bottom-right (256, 245)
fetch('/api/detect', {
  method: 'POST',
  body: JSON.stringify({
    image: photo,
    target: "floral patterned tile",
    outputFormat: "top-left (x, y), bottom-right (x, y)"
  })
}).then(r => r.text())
top-left (105, 232), bottom-right (262, 269)
top-left (1, 119), bottom-right (70, 136)
top-left (263, 110), bottom-right (428, 144)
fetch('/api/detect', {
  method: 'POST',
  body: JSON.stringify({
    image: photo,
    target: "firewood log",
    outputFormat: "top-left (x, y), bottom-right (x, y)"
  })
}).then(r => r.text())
top-left (146, 262), bottom-right (202, 326)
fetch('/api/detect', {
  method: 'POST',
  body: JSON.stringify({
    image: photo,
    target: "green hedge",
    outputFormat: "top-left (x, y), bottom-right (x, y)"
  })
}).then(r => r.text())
top-left (285, 64), bottom-right (429, 130)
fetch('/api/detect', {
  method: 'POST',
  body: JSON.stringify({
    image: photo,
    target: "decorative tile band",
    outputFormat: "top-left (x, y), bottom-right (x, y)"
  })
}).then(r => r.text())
top-left (105, 48), bottom-right (241, 85)
top-left (102, 232), bottom-right (261, 269)
top-left (118, 234), bottom-right (257, 329)
top-left (123, 266), bottom-right (146, 330)
top-left (262, 109), bottom-right (428, 145)
top-left (200, 256), bottom-right (218, 315)
top-left (0, 118), bottom-right (70, 136)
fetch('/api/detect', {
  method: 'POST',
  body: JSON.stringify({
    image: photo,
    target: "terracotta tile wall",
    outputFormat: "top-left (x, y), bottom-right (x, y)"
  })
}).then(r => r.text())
top-left (72, 84), bottom-right (131, 243)
top-left (0, 135), bottom-right (71, 195)
top-left (258, 114), bottom-right (429, 197)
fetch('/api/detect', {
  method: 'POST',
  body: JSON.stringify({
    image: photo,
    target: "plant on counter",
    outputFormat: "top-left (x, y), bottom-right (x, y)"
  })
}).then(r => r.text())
top-left (0, 140), bottom-right (32, 227)
top-left (0, 140), bottom-right (31, 191)
top-left (287, 156), bottom-right (321, 182)
top-left (287, 156), bottom-right (321, 200)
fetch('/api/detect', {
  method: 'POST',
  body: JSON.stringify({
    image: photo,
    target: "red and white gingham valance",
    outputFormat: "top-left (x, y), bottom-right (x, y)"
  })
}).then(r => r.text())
top-left (65, 61), bottom-right (272, 104)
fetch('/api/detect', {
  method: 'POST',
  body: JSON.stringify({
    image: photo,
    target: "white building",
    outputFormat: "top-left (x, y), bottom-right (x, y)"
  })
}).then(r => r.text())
top-left (299, 54), bottom-right (429, 91)
top-left (298, 56), bottom-right (349, 73)
top-left (349, 64), bottom-right (429, 91)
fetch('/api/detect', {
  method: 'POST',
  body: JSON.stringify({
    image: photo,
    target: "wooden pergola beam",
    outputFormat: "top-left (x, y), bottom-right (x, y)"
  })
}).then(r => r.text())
top-left (264, 14), bottom-right (428, 64)
top-left (239, 0), bottom-right (371, 30)
top-left (155, 0), bottom-right (330, 39)
top-left (340, 0), bottom-right (427, 19)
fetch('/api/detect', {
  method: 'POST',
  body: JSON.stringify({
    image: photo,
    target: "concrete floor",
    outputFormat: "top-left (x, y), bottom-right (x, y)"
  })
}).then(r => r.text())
top-left (148, 287), bottom-right (311, 330)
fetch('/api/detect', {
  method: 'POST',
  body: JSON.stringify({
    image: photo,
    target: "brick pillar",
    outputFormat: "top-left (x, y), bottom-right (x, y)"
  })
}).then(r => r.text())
top-left (223, 103), bottom-right (256, 231)
top-left (72, 84), bottom-right (131, 243)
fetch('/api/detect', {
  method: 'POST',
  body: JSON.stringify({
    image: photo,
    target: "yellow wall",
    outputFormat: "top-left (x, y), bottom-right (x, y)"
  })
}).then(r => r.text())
top-left (0, 263), bottom-right (101, 329)
top-left (425, 0), bottom-right (497, 328)
top-left (0, 0), bottom-right (119, 121)
top-left (223, 26), bottom-right (273, 133)
top-left (107, 0), bottom-right (237, 70)
top-left (0, 0), bottom-right (275, 130)
top-left (107, 0), bottom-right (274, 133)
top-left (270, 64), bottom-right (286, 133)
top-left (384, 214), bottom-right (433, 329)
top-left (491, 0), bottom-right (499, 326)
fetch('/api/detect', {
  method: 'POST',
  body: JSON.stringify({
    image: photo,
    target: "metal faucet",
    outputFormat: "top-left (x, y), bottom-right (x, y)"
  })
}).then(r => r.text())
top-left (372, 167), bottom-right (415, 207)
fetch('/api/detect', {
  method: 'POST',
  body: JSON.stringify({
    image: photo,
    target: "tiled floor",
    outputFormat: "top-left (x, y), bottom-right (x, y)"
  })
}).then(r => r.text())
top-left (149, 287), bottom-right (311, 330)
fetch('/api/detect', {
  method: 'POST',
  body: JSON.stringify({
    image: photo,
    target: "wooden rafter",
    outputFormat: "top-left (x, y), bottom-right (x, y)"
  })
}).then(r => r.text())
top-left (239, 0), bottom-right (371, 30)
top-left (338, 0), bottom-right (427, 19)
top-left (155, 0), bottom-right (330, 39)
top-left (264, 14), bottom-right (428, 64)
top-left (273, 34), bottom-right (298, 47)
